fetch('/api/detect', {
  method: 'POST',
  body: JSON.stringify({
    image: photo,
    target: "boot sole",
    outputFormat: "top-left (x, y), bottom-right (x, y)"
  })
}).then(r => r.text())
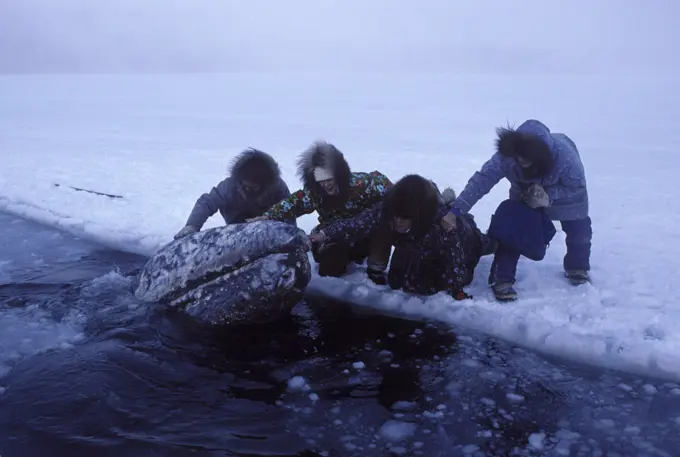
top-left (492, 287), bottom-right (518, 302)
top-left (495, 293), bottom-right (517, 302)
top-left (565, 272), bottom-right (591, 286)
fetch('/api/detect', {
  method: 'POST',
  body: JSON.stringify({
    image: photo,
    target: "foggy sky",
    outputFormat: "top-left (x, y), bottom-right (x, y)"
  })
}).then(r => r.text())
top-left (0, 0), bottom-right (678, 74)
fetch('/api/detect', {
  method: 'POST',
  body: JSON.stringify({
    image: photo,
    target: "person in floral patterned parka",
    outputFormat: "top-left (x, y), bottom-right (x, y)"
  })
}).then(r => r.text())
top-left (308, 174), bottom-right (491, 299)
top-left (247, 140), bottom-right (393, 278)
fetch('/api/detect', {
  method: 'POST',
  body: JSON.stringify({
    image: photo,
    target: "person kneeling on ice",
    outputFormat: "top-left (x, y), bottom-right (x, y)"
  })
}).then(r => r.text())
top-left (247, 140), bottom-right (393, 278)
top-left (308, 174), bottom-right (490, 300)
top-left (174, 148), bottom-right (294, 239)
top-left (440, 119), bottom-right (592, 302)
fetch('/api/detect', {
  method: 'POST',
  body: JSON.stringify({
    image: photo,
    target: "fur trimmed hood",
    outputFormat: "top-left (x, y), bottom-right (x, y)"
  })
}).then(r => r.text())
top-left (495, 120), bottom-right (555, 176)
top-left (381, 174), bottom-right (440, 239)
top-left (296, 140), bottom-right (352, 199)
top-left (229, 148), bottom-right (281, 188)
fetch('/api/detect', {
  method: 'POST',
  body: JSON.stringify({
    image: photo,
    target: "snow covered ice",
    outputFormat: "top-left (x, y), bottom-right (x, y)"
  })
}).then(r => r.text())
top-left (1, 71), bottom-right (680, 383)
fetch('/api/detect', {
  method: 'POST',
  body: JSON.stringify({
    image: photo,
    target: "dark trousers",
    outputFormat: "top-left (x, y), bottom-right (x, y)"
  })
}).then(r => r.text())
top-left (561, 217), bottom-right (592, 272)
top-left (386, 217), bottom-right (493, 295)
top-left (492, 217), bottom-right (592, 284)
top-left (458, 214), bottom-right (496, 286)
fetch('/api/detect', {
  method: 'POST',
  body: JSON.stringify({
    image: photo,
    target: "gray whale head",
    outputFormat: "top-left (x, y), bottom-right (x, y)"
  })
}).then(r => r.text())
top-left (133, 221), bottom-right (312, 325)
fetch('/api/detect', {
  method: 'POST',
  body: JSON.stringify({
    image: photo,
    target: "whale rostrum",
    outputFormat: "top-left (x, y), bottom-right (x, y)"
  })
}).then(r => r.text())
top-left (133, 221), bottom-right (312, 325)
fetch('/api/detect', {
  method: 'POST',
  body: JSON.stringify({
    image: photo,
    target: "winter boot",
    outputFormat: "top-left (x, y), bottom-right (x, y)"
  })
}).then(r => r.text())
top-left (492, 282), bottom-right (518, 302)
top-left (565, 269), bottom-right (590, 286)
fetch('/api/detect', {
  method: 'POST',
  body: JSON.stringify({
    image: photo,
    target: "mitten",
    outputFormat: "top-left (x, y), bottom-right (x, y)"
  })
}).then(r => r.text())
top-left (441, 187), bottom-right (457, 204)
top-left (524, 184), bottom-right (550, 209)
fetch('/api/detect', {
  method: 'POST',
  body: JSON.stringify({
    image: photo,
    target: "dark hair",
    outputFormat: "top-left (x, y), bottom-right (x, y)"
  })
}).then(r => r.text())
top-left (238, 159), bottom-right (274, 185)
top-left (380, 174), bottom-right (439, 239)
top-left (230, 148), bottom-right (281, 187)
top-left (496, 126), bottom-right (554, 176)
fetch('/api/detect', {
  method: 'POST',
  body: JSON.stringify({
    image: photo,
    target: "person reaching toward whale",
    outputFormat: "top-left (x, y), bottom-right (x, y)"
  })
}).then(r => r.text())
top-left (248, 140), bottom-right (393, 279)
top-left (308, 174), bottom-right (493, 299)
top-left (174, 148), bottom-right (294, 239)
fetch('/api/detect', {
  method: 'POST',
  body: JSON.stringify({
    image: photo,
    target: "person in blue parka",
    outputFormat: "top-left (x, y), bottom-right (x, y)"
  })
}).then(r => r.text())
top-left (173, 148), bottom-right (294, 239)
top-left (440, 119), bottom-right (592, 301)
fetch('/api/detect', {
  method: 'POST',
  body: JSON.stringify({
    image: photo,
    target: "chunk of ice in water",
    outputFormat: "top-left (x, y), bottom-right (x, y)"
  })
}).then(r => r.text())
top-left (506, 393), bottom-right (525, 403)
top-left (379, 420), bottom-right (417, 442)
top-left (528, 432), bottom-right (545, 450)
top-left (287, 376), bottom-right (309, 391)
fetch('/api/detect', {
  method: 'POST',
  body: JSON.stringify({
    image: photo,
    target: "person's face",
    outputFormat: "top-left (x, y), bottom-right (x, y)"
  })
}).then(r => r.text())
top-left (318, 178), bottom-right (339, 195)
top-left (516, 155), bottom-right (533, 168)
top-left (392, 216), bottom-right (413, 234)
top-left (240, 179), bottom-right (262, 196)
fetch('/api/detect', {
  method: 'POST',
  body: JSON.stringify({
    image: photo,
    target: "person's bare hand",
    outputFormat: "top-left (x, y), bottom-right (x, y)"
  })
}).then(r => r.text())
top-left (174, 225), bottom-right (198, 239)
top-left (246, 215), bottom-right (269, 223)
top-left (308, 232), bottom-right (326, 244)
top-left (440, 212), bottom-right (458, 231)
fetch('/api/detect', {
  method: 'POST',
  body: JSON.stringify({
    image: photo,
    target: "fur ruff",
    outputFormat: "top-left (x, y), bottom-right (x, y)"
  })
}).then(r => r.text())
top-left (495, 126), bottom-right (554, 175)
top-left (296, 140), bottom-right (352, 200)
top-left (229, 148), bottom-right (281, 187)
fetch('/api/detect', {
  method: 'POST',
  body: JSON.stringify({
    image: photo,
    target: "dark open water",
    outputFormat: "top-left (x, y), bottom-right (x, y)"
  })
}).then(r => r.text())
top-left (1, 212), bottom-right (679, 457)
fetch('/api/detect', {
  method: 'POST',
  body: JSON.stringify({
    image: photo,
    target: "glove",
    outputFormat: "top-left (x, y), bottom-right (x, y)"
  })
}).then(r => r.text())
top-left (523, 184), bottom-right (550, 209)
top-left (174, 225), bottom-right (198, 239)
top-left (367, 267), bottom-right (387, 285)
